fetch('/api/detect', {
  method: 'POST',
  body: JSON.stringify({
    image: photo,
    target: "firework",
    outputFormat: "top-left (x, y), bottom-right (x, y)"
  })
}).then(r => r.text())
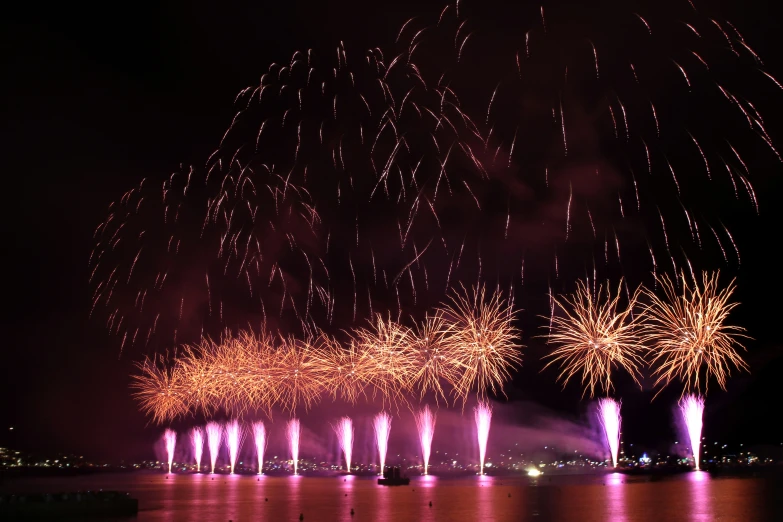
top-left (597, 398), bottom-right (622, 468)
top-left (373, 412), bottom-right (392, 475)
top-left (93, 1), bottom-right (773, 363)
top-left (332, 417), bottom-right (354, 473)
top-left (225, 420), bottom-right (243, 474)
top-left (410, 314), bottom-right (459, 404)
top-left (163, 429), bottom-right (176, 473)
top-left (191, 427), bottom-right (204, 472)
top-left (679, 394), bottom-right (705, 470)
top-left (131, 358), bottom-right (188, 424)
top-left (474, 401), bottom-right (492, 475)
top-left (287, 418), bottom-right (301, 475)
top-left (643, 272), bottom-right (749, 395)
top-left (440, 286), bottom-right (522, 403)
top-left (206, 421), bottom-right (222, 473)
top-left (414, 405), bottom-right (436, 475)
top-left (252, 421), bottom-right (267, 475)
top-left (544, 279), bottom-right (645, 398)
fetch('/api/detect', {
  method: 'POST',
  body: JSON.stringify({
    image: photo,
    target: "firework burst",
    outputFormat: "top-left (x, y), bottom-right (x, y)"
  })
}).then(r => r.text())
top-left (440, 286), bottom-right (522, 403)
top-left (544, 279), bottom-right (646, 397)
top-left (643, 272), bottom-right (749, 395)
top-left (373, 412), bottom-right (392, 475)
top-left (414, 405), bottom-right (436, 475)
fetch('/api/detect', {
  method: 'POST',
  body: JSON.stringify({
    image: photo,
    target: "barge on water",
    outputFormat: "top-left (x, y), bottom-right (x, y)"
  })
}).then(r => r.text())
top-left (378, 466), bottom-right (410, 486)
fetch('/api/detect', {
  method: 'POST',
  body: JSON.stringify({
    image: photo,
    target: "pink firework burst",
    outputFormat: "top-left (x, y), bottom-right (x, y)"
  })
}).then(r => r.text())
top-left (163, 429), bottom-right (176, 473)
top-left (679, 394), bottom-right (705, 470)
top-left (191, 427), bottom-right (204, 472)
top-left (287, 419), bottom-right (301, 475)
top-left (597, 398), bottom-right (621, 468)
top-left (225, 420), bottom-right (243, 474)
top-left (414, 405), bottom-right (436, 475)
top-left (373, 412), bottom-right (392, 475)
top-left (205, 422), bottom-right (222, 473)
top-left (252, 421), bottom-right (267, 475)
top-left (332, 417), bottom-right (354, 473)
top-left (474, 402), bottom-right (492, 475)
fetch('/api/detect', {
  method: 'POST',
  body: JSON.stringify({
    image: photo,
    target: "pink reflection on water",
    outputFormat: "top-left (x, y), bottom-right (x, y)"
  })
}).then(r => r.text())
top-left (686, 471), bottom-right (714, 521)
top-left (605, 472), bottom-right (628, 522)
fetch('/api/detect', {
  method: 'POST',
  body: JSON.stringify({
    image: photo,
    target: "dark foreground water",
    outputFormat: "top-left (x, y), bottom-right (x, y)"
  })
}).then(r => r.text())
top-left (3, 470), bottom-right (783, 521)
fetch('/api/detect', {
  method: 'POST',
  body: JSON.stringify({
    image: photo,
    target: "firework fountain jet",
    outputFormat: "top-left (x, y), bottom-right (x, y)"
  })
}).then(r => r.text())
top-left (333, 417), bottom-right (354, 473)
top-left (206, 422), bottom-right (222, 473)
top-left (373, 412), bottom-right (392, 475)
top-left (225, 420), bottom-right (242, 474)
top-left (252, 421), bottom-right (267, 475)
top-left (287, 419), bottom-right (301, 475)
top-left (415, 405), bottom-right (436, 475)
top-left (598, 398), bottom-right (622, 468)
top-left (163, 429), bottom-right (176, 473)
top-left (191, 427), bottom-right (204, 472)
top-left (680, 394), bottom-right (705, 471)
top-left (474, 402), bottom-right (493, 475)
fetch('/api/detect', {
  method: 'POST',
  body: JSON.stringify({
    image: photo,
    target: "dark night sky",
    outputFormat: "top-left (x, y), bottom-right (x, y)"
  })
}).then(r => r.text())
top-left (2, 0), bottom-right (782, 462)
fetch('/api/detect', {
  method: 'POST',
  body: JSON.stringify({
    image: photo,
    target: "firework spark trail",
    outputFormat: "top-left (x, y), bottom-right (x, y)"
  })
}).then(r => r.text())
top-left (252, 421), bottom-right (267, 474)
top-left (544, 279), bottom-right (646, 398)
top-left (415, 405), bottom-right (436, 475)
top-left (163, 429), bottom-right (176, 473)
top-left (373, 412), bottom-right (392, 475)
top-left (206, 422), bottom-right (222, 473)
top-left (287, 418), bottom-right (301, 475)
top-left (332, 416), bottom-right (354, 473)
top-left (474, 401), bottom-right (492, 475)
top-left (225, 419), bottom-right (243, 474)
top-left (191, 427), bottom-right (204, 472)
top-left (643, 272), bottom-right (749, 395)
top-left (597, 398), bottom-right (621, 468)
top-left (680, 394), bottom-right (705, 470)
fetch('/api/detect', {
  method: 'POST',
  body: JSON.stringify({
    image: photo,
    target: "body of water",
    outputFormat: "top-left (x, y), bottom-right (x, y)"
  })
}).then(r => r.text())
top-left (2, 470), bottom-right (782, 521)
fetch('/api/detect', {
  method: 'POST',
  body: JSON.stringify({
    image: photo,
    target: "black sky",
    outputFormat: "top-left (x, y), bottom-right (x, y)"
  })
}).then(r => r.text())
top-left (2, 0), bottom-right (782, 462)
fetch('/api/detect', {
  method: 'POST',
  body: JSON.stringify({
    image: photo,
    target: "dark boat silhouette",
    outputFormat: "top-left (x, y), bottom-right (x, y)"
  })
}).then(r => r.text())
top-left (0, 490), bottom-right (138, 519)
top-left (378, 466), bottom-right (410, 486)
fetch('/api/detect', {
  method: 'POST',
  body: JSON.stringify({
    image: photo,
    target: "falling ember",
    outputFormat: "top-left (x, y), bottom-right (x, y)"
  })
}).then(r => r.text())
top-left (191, 427), bottom-right (204, 472)
top-left (332, 417), bottom-right (354, 473)
top-left (415, 405), bottom-right (436, 475)
top-left (598, 398), bottom-right (622, 468)
top-left (287, 419), bottom-right (301, 475)
top-left (680, 394), bottom-right (705, 470)
top-left (163, 429), bottom-right (176, 473)
top-left (206, 422), bottom-right (222, 473)
top-left (474, 402), bottom-right (492, 475)
top-left (373, 412), bottom-right (392, 475)
top-left (225, 420), bottom-right (243, 474)
top-left (252, 421), bottom-right (267, 475)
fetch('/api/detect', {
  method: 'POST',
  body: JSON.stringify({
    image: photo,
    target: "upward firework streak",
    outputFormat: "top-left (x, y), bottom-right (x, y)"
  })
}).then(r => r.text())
top-left (225, 420), bottom-right (243, 474)
top-left (415, 406), bottom-right (436, 475)
top-left (252, 421), bottom-right (267, 474)
top-left (679, 394), bottom-right (705, 470)
top-left (474, 402), bottom-right (492, 475)
top-left (287, 419), bottom-right (301, 475)
top-left (206, 422), bottom-right (222, 473)
top-left (191, 427), bottom-right (204, 472)
top-left (544, 279), bottom-right (645, 397)
top-left (644, 272), bottom-right (749, 395)
top-left (598, 398), bottom-right (622, 468)
top-left (373, 412), bottom-right (392, 475)
top-left (163, 429), bottom-right (176, 473)
top-left (332, 417), bottom-right (354, 473)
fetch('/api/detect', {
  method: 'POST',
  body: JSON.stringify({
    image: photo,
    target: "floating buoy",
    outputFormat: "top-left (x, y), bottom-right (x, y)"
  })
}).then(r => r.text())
top-left (508, 493), bottom-right (511, 498)
top-left (299, 514), bottom-right (304, 521)
top-left (350, 508), bottom-right (355, 516)
top-left (345, 494), bottom-right (347, 497)
top-left (429, 501), bottom-right (432, 507)
top-left (265, 498), bottom-right (268, 502)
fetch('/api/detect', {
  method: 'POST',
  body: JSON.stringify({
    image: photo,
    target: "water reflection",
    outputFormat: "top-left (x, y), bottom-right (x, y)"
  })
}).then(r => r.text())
top-left (605, 472), bottom-right (628, 522)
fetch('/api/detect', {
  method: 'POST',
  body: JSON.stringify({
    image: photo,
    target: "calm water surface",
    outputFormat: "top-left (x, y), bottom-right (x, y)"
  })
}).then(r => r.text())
top-left (3, 471), bottom-right (782, 521)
